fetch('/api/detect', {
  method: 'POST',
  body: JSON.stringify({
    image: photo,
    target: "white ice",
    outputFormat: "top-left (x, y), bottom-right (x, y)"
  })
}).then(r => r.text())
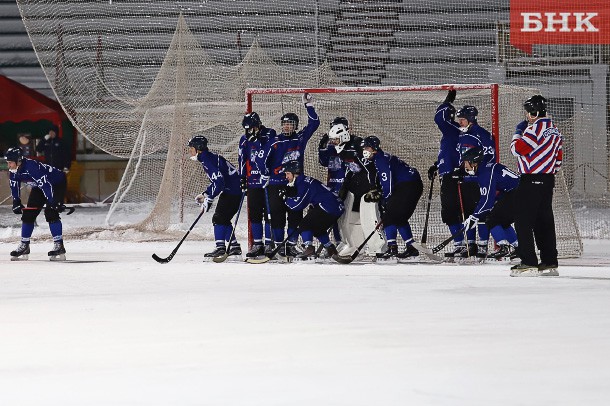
top-left (1, 239), bottom-right (609, 406)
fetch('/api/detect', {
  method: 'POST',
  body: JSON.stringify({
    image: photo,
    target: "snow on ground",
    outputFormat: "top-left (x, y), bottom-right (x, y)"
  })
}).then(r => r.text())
top-left (1, 239), bottom-right (610, 406)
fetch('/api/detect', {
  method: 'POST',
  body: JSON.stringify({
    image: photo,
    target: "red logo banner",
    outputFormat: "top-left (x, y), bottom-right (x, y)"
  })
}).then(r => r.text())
top-left (510, 0), bottom-right (610, 54)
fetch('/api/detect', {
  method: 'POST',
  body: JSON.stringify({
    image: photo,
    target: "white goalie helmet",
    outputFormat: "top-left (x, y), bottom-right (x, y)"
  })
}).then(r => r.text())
top-left (328, 124), bottom-right (350, 145)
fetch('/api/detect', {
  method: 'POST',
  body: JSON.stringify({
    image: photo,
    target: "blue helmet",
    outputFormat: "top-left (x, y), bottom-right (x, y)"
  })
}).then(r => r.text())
top-left (362, 135), bottom-right (381, 151)
top-left (282, 160), bottom-right (302, 174)
top-left (456, 105), bottom-right (478, 123)
top-left (187, 135), bottom-right (208, 151)
top-left (242, 112), bottom-right (262, 130)
top-left (460, 145), bottom-right (484, 164)
top-left (4, 147), bottom-right (23, 162)
top-left (281, 113), bottom-right (299, 131)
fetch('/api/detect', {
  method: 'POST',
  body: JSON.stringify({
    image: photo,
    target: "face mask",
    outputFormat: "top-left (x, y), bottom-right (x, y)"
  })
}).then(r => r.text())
top-left (465, 168), bottom-right (476, 176)
top-left (9, 168), bottom-right (17, 174)
top-left (459, 126), bottom-right (469, 133)
top-left (362, 150), bottom-right (373, 159)
top-left (189, 155), bottom-right (198, 161)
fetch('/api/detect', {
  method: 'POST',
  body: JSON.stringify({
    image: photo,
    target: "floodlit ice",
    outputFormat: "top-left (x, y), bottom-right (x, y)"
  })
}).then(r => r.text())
top-left (1, 238), bottom-right (609, 406)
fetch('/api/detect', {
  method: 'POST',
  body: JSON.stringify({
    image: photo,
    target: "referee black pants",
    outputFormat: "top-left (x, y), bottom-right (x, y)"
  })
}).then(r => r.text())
top-left (514, 174), bottom-right (558, 266)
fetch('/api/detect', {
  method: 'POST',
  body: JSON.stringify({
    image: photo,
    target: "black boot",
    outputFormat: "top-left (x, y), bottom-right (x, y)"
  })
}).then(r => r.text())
top-left (298, 245), bottom-right (316, 260)
top-left (458, 243), bottom-right (477, 259)
top-left (228, 243), bottom-right (242, 256)
top-left (10, 241), bottom-right (30, 261)
top-left (48, 240), bottom-right (66, 261)
top-left (397, 244), bottom-right (419, 259)
top-left (279, 242), bottom-right (300, 258)
top-left (377, 244), bottom-right (398, 260)
top-left (490, 244), bottom-right (511, 260)
top-left (444, 244), bottom-right (465, 258)
top-left (205, 245), bottom-right (226, 258)
top-left (246, 243), bottom-right (265, 258)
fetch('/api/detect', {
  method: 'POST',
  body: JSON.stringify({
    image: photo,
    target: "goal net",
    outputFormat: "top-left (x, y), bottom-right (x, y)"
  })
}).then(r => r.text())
top-left (246, 85), bottom-right (582, 258)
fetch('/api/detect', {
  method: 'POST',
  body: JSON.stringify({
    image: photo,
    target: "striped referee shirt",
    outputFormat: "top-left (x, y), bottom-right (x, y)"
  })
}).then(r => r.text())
top-left (510, 118), bottom-right (563, 174)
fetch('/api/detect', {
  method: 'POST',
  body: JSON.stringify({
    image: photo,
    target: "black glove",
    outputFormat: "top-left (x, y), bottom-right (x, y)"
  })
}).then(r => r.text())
top-left (318, 134), bottom-right (329, 150)
top-left (428, 162), bottom-right (438, 181)
top-left (12, 198), bottom-right (24, 215)
top-left (450, 167), bottom-right (465, 182)
top-left (48, 201), bottom-right (66, 213)
top-left (363, 189), bottom-right (382, 203)
top-left (240, 177), bottom-right (248, 192)
top-left (444, 89), bottom-right (456, 104)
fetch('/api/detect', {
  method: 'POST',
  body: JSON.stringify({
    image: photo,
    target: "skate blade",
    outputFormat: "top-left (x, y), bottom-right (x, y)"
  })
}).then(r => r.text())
top-left (510, 269), bottom-right (540, 277)
top-left (49, 254), bottom-right (66, 261)
top-left (397, 256), bottom-right (420, 264)
top-left (374, 257), bottom-right (398, 264)
top-left (10, 255), bottom-right (29, 261)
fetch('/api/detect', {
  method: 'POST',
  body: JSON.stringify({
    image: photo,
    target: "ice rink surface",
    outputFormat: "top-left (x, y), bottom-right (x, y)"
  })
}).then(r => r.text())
top-left (1, 239), bottom-right (609, 406)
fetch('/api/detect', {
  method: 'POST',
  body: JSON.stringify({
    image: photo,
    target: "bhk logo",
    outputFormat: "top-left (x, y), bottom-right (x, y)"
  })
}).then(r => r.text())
top-left (510, 0), bottom-right (610, 53)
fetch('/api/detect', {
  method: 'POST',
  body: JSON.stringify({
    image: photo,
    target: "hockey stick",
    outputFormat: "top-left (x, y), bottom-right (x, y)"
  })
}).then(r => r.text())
top-left (430, 225), bottom-right (467, 254)
top-left (152, 209), bottom-right (205, 264)
top-left (332, 220), bottom-right (384, 264)
top-left (212, 191), bottom-right (247, 263)
top-left (421, 173), bottom-right (436, 244)
top-left (456, 181), bottom-right (472, 258)
top-left (24, 205), bottom-right (76, 215)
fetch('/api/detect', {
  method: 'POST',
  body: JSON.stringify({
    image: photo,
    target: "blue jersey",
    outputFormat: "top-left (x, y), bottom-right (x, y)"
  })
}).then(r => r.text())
top-left (472, 162), bottom-right (520, 220)
top-left (9, 158), bottom-right (66, 204)
top-left (434, 102), bottom-right (461, 176)
top-left (196, 150), bottom-right (241, 198)
top-left (258, 105), bottom-right (320, 186)
top-left (238, 126), bottom-right (276, 189)
top-left (459, 123), bottom-right (496, 165)
top-left (371, 150), bottom-right (421, 200)
top-left (284, 175), bottom-right (345, 218)
top-left (318, 144), bottom-right (346, 194)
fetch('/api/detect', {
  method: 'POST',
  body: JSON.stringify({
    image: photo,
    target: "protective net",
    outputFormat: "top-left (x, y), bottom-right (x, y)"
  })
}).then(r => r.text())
top-left (11, 0), bottom-right (603, 253)
top-left (247, 85), bottom-right (582, 258)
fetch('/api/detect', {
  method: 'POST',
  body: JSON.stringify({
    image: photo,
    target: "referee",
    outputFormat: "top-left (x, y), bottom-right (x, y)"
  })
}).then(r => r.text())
top-left (509, 95), bottom-right (563, 277)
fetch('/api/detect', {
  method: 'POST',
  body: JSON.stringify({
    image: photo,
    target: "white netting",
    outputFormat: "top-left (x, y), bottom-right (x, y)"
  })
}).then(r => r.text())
top-left (12, 0), bottom-right (603, 252)
top-left (247, 85), bottom-right (582, 258)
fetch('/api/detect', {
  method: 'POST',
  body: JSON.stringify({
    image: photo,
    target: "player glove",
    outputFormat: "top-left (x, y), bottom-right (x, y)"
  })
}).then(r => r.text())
top-left (48, 201), bottom-right (66, 213)
top-left (514, 120), bottom-right (528, 136)
top-left (201, 196), bottom-right (214, 213)
top-left (443, 89), bottom-right (456, 104)
top-left (462, 215), bottom-right (478, 231)
top-left (427, 162), bottom-right (438, 181)
top-left (240, 177), bottom-right (248, 192)
top-left (450, 167), bottom-right (465, 181)
top-left (12, 198), bottom-right (24, 215)
top-left (363, 189), bottom-right (382, 203)
top-left (302, 92), bottom-right (313, 106)
top-left (318, 134), bottom-right (329, 150)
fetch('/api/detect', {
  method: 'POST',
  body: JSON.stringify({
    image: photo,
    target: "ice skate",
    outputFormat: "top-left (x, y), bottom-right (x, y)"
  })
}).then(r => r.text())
top-left (225, 243), bottom-right (242, 261)
top-left (245, 243), bottom-right (265, 259)
top-left (455, 243), bottom-right (477, 264)
top-left (444, 244), bottom-right (465, 263)
top-left (509, 263), bottom-right (540, 277)
top-left (538, 263), bottom-right (559, 277)
top-left (490, 245), bottom-right (512, 262)
top-left (376, 244), bottom-right (398, 264)
top-left (397, 244), bottom-right (419, 261)
top-left (205, 245), bottom-right (226, 258)
top-left (48, 241), bottom-right (66, 261)
top-left (10, 241), bottom-right (30, 261)
top-left (296, 245), bottom-right (316, 261)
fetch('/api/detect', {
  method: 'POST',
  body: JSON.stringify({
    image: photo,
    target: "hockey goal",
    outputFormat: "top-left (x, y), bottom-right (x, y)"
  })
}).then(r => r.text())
top-left (245, 84), bottom-right (582, 258)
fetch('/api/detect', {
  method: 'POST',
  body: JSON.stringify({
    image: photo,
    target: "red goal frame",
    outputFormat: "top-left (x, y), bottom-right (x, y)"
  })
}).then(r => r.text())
top-left (243, 84), bottom-right (501, 248)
